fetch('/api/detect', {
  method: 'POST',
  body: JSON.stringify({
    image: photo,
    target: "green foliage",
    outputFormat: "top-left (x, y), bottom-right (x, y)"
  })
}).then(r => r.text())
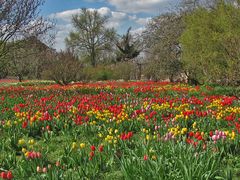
top-left (180, 1), bottom-right (240, 85)
top-left (81, 62), bottom-right (135, 81)
top-left (81, 66), bottom-right (113, 81)
top-left (112, 62), bottom-right (135, 81)
top-left (96, 69), bottom-right (113, 81)
top-left (0, 59), bottom-right (8, 79)
top-left (115, 27), bottom-right (141, 62)
top-left (119, 142), bottom-right (223, 180)
top-left (202, 85), bottom-right (240, 97)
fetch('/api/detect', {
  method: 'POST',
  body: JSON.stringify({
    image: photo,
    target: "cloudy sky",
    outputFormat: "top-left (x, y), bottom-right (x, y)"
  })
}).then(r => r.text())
top-left (41, 0), bottom-right (180, 50)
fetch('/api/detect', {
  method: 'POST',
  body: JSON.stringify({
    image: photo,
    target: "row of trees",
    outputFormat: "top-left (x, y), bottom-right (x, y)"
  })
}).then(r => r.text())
top-left (0, 1), bottom-right (141, 84)
top-left (1, 0), bottom-right (240, 85)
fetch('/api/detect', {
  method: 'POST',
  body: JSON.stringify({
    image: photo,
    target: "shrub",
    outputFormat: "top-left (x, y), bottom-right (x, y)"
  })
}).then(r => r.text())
top-left (112, 62), bottom-right (135, 81)
top-left (42, 50), bottom-right (82, 85)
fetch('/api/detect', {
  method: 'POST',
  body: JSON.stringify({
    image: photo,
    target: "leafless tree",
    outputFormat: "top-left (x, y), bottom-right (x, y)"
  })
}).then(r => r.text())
top-left (0, 0), bottom-right (54, 79)
top-left (43, 50), bottom-right (82, 85)
top-left (143, 13), bottom-right (185, 82)
top-left (0, 0), bottom-right (54, 59)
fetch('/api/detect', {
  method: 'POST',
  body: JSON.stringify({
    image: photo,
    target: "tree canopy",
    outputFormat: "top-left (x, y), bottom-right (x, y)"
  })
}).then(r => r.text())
top-left (66, 8), bottom-right (115, 67)
top-left (180, 1), bottom-right (240, 85)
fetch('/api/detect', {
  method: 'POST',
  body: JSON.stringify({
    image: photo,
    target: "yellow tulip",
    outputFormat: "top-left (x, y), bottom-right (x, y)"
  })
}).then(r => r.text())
top-left (28, 139), bottom-right (35, 145)
top-left (22, 148), bottom-right (27, 153)
top-left (18, 139), bottom-right (25, 145)
top-left (79, 143), bottom-right (85, 149)
top-left (71, 142), bottom-right (77, 149)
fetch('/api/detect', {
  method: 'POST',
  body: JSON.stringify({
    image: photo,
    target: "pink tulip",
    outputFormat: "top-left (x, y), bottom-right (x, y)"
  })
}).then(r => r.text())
top-left (212, 135), bottom-right (217, 141)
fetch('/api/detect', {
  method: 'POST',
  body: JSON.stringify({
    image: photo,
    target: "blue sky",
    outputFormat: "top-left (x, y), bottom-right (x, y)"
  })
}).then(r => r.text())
top-left (41, 0), bottom-right (180, 50)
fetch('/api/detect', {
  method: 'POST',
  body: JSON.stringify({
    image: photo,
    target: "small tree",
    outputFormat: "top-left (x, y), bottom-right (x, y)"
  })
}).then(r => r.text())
top-left (115, 27), bottom-right (141, 62)
top-left (44, 50), bottom-right (82, 85)
top-left (6, 36), bottom-right (54, 82)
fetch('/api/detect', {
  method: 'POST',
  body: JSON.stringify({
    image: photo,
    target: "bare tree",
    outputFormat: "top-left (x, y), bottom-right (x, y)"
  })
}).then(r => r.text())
top-left (0, 0), bottom-right (54, 78)
top-left (7, 36), bottom-right (55, 82)
top-left (143, 13), bottom-right (185, 82)
top-left (44, 50), bottom-right (82, 85)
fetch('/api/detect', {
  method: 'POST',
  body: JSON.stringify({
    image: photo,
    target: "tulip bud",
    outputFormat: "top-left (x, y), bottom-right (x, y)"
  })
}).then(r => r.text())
top-left (99, 145), bottom-right (104, 152)
top-left (37, 166), bottom-right (41, 173)
top-left (56, 161), bottom-right (60, 167)
top-left (42, 167), bottom-right (47, 173)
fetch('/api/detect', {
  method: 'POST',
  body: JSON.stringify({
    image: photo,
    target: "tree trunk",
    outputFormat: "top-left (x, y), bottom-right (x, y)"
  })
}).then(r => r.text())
top-left (18, 74), bottom-right (23, 82)
top-left (137, 63), bottom-right (142, 80)
top-left (91, 47), bottom-right (96, 67)
top-left (169, 74), bottom-right (174, 83)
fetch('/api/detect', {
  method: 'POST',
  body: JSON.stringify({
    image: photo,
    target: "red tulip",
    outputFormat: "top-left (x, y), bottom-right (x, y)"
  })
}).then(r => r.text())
top-left (0, 171), bottom-right (13, 179)
top-left (195, 132), bottom-right (200, 138)
top-left (91, 145), bottom-right (96, 151)
top-left (22, 121), bottom-right (28, 128)
top-left (189, 131), bottom-right (194, 137)
top-left (99, 145), bottom-right (104, 152)
top-left (89, 151), bottom-right (95, 157)
top-left (197, 135), bottom-right (202, 141)
top-left (0, 172), bottom-right (7, 179)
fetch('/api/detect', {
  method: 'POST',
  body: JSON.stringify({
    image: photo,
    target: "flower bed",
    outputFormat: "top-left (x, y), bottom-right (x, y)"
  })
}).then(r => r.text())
top-left (0, 81), bottom-right (239, 179)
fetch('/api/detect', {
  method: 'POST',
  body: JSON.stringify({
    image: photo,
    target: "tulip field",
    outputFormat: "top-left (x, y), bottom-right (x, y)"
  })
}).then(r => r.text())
top-left (0, 81), bottom-right (240, 179)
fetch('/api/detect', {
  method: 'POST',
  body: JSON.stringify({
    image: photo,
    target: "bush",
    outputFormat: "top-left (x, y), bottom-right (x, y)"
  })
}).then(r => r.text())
top-left (81, 62), bottom-right (136, 82)
top-left (112, 62), bottom-right (135, 81)
top-left (42, 50), bottom-right (82, 85)
top-left (81, 66), bottom-right (113, 81)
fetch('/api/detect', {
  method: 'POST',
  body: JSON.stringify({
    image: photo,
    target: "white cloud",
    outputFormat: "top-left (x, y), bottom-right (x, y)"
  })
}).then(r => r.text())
top-left (97, 7), bottom-right (112, 16)
top-left (53, 24), bottom-right (73, 50)
top-left (47, 0), bottom-right (179, 50)
top-left (49, 7), bottom-right (130, 50)
top-left (49, 9), bottom-right (81, 22)
top-left (107, 0), bottom-right (175, 13)
top-left (112, 11), bottom-right (127, 21)
top-left (49, 7), bottom-right (127, 28)
top-left (129, 15), bottom-right (137, 21)
top-left (135, 17), bottom-right (152, 25)
top-left (130, 27), bottom-right (145, 36)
